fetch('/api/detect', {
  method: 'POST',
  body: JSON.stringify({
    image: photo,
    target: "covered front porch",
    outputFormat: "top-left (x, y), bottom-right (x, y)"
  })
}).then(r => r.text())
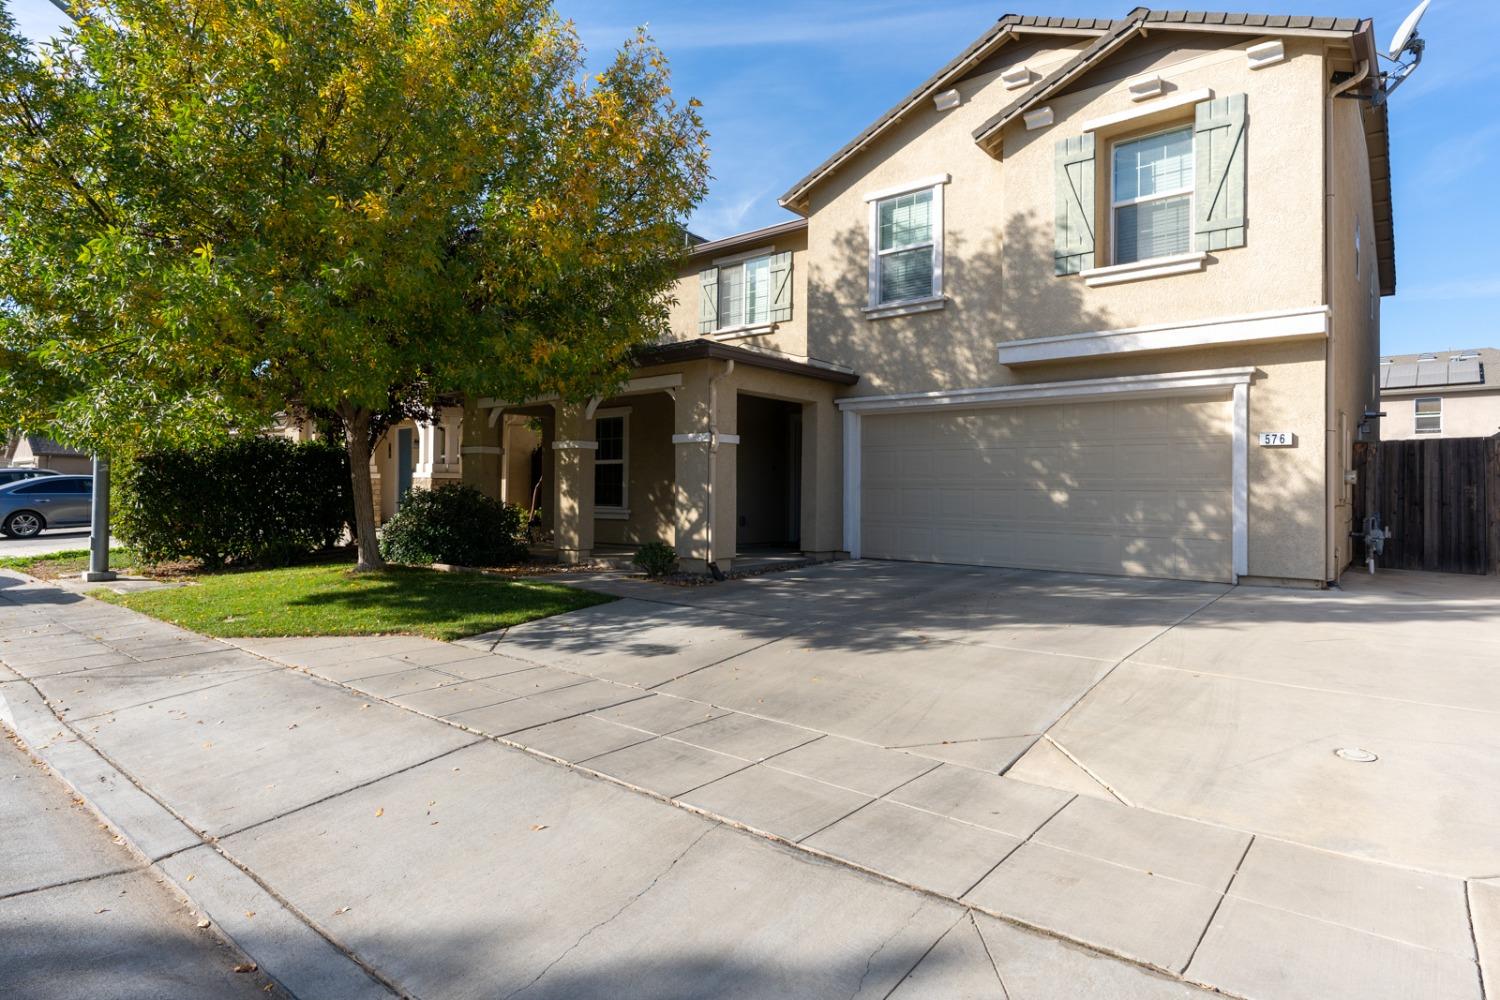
top-left (461, 341), bottom-right (857, 573)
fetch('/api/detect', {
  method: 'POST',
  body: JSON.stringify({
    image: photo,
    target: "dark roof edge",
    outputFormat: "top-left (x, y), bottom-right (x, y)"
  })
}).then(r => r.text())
top-left (777, 14), bottom-right (1110, 210)
top-left (684, 218), bottom-right (808, 262)
top-left (972, 10), bottom-right (1147, 146)
top-left (632, 339), bottom-right (860, 385)
top-left (972, 8), bottom-right (1371, 147)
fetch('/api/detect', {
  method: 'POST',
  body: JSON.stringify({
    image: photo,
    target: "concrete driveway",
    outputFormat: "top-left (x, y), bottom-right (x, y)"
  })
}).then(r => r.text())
top-left (5, 562), bottom-right (1498, 999)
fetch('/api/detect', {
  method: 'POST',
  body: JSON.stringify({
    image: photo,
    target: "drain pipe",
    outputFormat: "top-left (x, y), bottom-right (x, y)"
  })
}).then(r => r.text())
top-left (705, 360), bottom-right (734, 579)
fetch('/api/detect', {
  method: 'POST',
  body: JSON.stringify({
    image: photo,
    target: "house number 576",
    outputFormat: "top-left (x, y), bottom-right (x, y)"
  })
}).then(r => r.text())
top-left (1258, 431), bottom-right (1296, 447)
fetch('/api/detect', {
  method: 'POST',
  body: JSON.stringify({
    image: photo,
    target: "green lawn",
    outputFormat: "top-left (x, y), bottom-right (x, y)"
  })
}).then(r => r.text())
top-left (95, 562), bottom-right (614, 640)
top-left (0, 547), bottom-right (136, 578)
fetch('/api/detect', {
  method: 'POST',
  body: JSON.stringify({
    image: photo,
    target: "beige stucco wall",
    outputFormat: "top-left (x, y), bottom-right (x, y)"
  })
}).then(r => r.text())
top-left (1381, 390), bottom-right (1500, 440)
top-left (798, 34), bottom-right (1329, 398)
top-left (1325, 94), bottom-right (1381, 574)
top-left (592, 391), bottom-right (677, 547)
top-left (665, 227), bottom-right (812, 361)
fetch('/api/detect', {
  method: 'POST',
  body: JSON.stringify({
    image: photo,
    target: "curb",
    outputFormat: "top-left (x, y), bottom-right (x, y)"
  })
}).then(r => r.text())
top-left (0, 674), bottom-right (397, 1000)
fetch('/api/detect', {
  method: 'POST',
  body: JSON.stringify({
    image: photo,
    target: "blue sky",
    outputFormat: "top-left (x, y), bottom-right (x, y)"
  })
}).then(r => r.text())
top-left (9, 0), bottom-right (1495, 354)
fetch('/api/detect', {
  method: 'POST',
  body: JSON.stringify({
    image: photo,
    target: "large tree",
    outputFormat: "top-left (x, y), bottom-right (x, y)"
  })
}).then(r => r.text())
top-left (0, 0), bottom-right (708, 568)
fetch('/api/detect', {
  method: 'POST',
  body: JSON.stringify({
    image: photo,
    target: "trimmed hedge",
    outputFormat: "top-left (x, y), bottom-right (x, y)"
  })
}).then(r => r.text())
top-left (379, 484), bottom-right (529, 567)
top-left (115, 437), bottom-right (353, 566)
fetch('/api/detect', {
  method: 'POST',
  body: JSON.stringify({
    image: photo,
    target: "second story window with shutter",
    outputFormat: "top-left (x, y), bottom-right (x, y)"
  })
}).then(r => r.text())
top-left (718, 254), bottom-right (772, 328)
top-left (697, 251), bottom-right (794, 335)
top-left (1112, 127), bottom-right (1194, 265)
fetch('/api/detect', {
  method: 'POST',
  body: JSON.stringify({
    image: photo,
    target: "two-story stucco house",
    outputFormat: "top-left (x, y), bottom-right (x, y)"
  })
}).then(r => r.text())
top-left (1378, 349), bottom-right (1500, 440)
top-left (458, 7), bottom-right (1394, 588)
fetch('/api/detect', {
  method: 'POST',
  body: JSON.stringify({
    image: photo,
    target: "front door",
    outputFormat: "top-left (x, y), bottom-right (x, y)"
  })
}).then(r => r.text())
top-left (396, 428), bottom-right (414, 510)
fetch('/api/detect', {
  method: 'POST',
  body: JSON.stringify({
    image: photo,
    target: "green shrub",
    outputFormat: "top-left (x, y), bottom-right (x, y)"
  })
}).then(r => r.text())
top-left (115, 437), bottom-right (353, 567)
top-left (632, 541), bottom-right (678, 578)
top-left (379, 484), bottom-right (528, 567)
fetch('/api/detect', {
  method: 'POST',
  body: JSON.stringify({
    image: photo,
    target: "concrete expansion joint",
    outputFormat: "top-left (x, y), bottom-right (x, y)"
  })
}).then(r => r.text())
top-left (499, 824), bottom-right (718, 1000)
top-left (0, 673), bottom-right (405, 1000)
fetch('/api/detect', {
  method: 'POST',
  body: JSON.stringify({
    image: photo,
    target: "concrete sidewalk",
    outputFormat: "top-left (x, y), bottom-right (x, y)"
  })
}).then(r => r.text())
top-left (1, 723), bottom-right (281, 999)
top-left (0, 571), bottom-right (1216, 999)
top-left (2, 566), bottom-right (1494, 999)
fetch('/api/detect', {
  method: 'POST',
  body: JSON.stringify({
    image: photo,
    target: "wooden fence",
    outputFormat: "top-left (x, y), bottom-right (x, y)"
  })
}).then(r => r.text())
top-left (1352, 434), bottom-right (1499, 574)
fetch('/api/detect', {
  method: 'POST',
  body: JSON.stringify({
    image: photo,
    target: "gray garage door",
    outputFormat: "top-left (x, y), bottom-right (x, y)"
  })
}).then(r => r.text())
top-left (860, 396), bottom-right (1233, 582)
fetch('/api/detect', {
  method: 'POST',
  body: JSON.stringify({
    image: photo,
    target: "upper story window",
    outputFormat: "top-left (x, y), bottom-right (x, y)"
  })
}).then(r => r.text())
top-left (1054, 93), bottom-right (1245, 284)
top-left (876, 190), bottom-right (935, 302)
top-left (864, 174), bottom-right (948, 317)
top-left (1111, 127), bottom-right (1194, 265)
top-left (718, 254), bottom-right (772, 329)
top-left (697, 251), bottom-right (793, 336)
top-left (1414, 397), bottom-right (1442, 435)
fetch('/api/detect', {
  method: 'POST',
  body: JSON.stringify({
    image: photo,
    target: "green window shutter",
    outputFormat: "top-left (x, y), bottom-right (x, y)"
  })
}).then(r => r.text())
top-left (1194, 93), bottom-right (1247, 251)
top-left (1054, 134), bottom-right (1096, 275)
top-left (769, 251), bottom-right (793, 322)
top-left (698, 267), bottom-right (719, 334)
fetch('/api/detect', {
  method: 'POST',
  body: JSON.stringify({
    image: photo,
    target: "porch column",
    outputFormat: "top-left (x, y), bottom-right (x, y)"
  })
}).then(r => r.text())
top-left (673, 362), bottom-right (738, 574)
top-left (459, 399), bottom-right (503, 500)
top-left (552, 403), bottom-right (596, 563)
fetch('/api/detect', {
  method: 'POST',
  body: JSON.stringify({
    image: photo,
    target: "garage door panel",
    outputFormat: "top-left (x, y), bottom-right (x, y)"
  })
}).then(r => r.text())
top-left (861, 399), bottom-right (1233, 583)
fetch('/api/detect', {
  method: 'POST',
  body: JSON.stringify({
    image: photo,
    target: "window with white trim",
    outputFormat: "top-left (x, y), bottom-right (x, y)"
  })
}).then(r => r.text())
top-left (874, 189), bottom-right (937, 304)
top-left (717, 254), bottom-right (772, 329)
top-left (593, 412), bottom-right (628, 512)
top-left (1111, 127), bottom-right (1194, 265)
top-left (1414, 397), bottom-right (1441, 435)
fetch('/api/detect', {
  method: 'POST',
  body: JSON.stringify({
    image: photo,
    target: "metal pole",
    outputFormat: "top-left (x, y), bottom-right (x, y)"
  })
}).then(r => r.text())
top-left (81, 455), bottom-right (117, 582)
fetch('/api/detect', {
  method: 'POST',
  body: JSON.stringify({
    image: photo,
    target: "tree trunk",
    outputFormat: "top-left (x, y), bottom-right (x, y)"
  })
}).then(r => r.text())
top-left (1, 433), bottom-right (18, 465)
top-left (339, 403), bottom-right (384, 572)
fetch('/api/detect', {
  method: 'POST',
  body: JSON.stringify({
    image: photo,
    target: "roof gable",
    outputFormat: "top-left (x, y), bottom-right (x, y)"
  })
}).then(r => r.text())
top-left (776, 15), bottom-right (1108, 211)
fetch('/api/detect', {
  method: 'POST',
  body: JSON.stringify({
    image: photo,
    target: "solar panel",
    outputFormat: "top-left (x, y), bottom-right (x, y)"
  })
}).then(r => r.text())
top-left (1446, 358), bottom-right (1483, 385)
top-left (1384, 363), bottom-right (1418, 388)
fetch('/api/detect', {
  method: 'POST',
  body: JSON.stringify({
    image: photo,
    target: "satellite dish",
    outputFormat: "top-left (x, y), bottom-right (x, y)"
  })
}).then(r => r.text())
top-left (1387, 0), bottom-right (1430, 59)
top-left (1369, 0), bottom-right (1431, 105)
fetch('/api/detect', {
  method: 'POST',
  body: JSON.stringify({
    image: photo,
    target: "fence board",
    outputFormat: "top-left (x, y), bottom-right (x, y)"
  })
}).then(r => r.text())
top-left (1352, 434), bottom-right (1495, 574)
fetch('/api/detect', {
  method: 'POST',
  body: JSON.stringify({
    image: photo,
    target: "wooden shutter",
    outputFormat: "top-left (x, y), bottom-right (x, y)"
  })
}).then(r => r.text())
top-left (1054, 134), bottom-right (1096, 275)
top-left (1194, 93), bottom-right (1247, 251)
top-left (698, 267), bottom-right (718, 334)
top-left (769, 251), bottom-right (793, 322)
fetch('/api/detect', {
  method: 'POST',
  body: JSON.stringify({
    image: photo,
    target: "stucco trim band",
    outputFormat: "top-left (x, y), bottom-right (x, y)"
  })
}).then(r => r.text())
top-left (1080, 251), bottom-right (1209, 287)
top-left (838, 366), bottom-right (1254, 581)
top-left (995, 305), bottom-right (1330, 365)
top-left (1081, 87), bottom-right (1213, 132)
top-left (671, 433), bottom-right (741, 446)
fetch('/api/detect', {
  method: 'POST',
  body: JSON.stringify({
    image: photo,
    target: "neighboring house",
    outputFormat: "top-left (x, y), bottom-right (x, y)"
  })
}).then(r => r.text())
top-left (8, 435), bottom-right (92, 475)
top-left (447, 8), bottom-right (1392, 587)
top-left (1378, 349), bottom-right (1500, 440)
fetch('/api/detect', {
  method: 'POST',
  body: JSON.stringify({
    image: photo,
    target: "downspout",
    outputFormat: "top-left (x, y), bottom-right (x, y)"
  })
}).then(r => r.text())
top-left (705, 360), bottom-right (734, 577)
top-left (1329, 59), bottom-right (1370, 100)
top-left (1322, 65), bottom-right (1338, 586)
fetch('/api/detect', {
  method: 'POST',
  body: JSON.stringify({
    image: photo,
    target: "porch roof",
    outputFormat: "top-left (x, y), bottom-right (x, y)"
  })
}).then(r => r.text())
top-left (632, 339), bottom-right (860, 386)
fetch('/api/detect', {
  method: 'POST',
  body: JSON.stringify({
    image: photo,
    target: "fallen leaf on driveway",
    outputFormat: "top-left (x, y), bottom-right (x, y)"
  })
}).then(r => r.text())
top-left (530, 824), bottom-right (548, 831)
top-left (244, 911), bottom-right (255, 919)
top-left (232, 963), bottom-right (258, 974)
top-left (196, 919), bottom-right (211, 928)
top-left (333, 906), bottom-right (350, 915)
top-left (374, 807), bottom-right (384, 817)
